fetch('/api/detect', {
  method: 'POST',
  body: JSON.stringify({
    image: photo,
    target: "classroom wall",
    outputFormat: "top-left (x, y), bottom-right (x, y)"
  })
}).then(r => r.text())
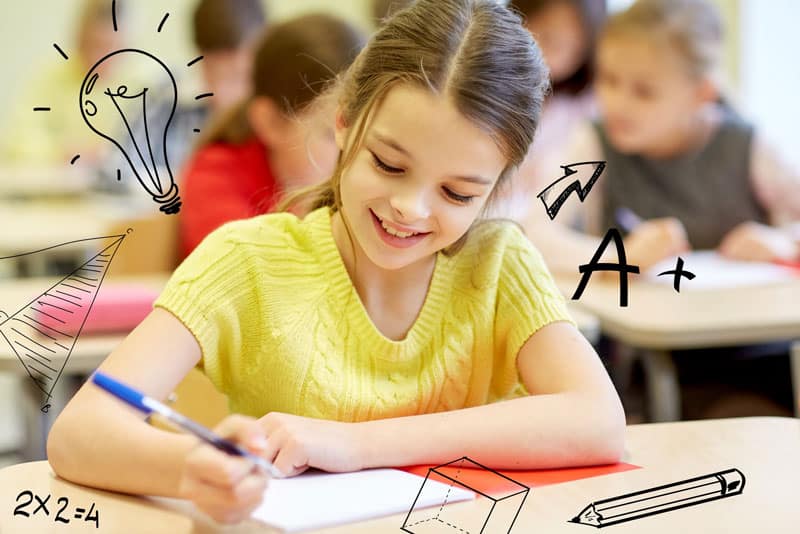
top-left (739, 0), bottom-right (800, 167)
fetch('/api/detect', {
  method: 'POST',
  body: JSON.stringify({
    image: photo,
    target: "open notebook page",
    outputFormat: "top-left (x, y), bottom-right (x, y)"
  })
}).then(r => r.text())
top-left (251, 468), bottom-right (474, 532)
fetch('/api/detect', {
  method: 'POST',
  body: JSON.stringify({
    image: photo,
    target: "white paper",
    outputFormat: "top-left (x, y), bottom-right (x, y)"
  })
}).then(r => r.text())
top-left (251, 468), bottom-right (475, 532)
top-left (645, 251), bottom-right (797, 290)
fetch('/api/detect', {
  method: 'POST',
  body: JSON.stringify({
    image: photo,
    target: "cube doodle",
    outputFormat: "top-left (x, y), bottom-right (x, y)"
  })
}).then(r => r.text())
top-left (402, 457), bottom-right (529, 534)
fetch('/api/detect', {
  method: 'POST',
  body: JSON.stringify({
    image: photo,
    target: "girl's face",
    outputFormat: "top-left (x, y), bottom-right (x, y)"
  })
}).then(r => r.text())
top-left (526, 1), bottom-right (588, 83)
top-left (335, 84), bottom-right (507, 271)
top-left (595, 33), bottom-right (711, 155)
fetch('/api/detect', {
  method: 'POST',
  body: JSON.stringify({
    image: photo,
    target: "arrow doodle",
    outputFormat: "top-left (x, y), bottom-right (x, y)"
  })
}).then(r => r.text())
top-left (537, 161), bottom-right (606, 221)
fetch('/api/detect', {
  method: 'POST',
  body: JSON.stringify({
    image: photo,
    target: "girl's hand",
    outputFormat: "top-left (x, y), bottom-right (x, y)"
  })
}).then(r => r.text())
top-left (625, 218), bottom-right (691, 271)
top-left (258, 412), bottom-right (366, 477)
top-left (178, 415), bottom-right (270, 524)
top-left (719, 221), bottom-right (799, 262)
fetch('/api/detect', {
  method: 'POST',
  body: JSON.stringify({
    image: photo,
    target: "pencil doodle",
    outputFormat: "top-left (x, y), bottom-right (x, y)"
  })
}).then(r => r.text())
top-left (657, 257), bottom-right (696, 292)
top-left (572, 228), bottom-right (640, 307)
top-left (402, 456), bottom-right (529, 534)
top-left (570, 468), bottom-right (745, 528)
top-left (36, 1), bottom-right (212, 214)
top-left (537, 161), bottom-right (606, 221)
top-left (0, 232), bottom-right (130, 413)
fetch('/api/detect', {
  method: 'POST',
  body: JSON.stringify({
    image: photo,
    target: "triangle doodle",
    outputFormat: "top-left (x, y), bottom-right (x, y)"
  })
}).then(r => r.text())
top-left (0, 232), bottom-right (128, 412)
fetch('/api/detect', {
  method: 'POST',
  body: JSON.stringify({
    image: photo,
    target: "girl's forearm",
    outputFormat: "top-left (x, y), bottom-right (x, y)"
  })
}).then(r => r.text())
top-left (357, 392), bottom-right (624, 470)
top-left (48, 406), bottom-right (196, 498)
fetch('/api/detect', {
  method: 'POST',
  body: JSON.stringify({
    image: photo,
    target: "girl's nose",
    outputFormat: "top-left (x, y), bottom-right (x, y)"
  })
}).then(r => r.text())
top-left (389, 188), bottom-right (431, 222)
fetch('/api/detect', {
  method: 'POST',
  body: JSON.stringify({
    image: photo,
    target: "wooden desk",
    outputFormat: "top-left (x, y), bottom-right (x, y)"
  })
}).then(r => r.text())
top-left (0, 417), bottom-right (795, 533)
top-left (557, 275), bottom-right (800, 421)
top-left (0, 276), bottom-right (168, 460)
top-left (0, 196), bottom-right (146, 276)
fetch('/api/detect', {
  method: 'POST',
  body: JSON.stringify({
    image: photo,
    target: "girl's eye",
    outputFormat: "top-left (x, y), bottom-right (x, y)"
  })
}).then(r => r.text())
top-left (443, 187), bottom-right (475, 205)
top-left (371, 152), bottom-right (404, 174)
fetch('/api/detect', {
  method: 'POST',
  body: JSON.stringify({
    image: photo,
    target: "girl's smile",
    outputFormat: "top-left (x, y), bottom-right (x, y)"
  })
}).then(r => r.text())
top-left (369, 208), bottom-right (432, 249)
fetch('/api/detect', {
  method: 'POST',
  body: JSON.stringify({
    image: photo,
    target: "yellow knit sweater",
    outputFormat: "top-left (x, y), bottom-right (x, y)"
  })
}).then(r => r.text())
top-left (155, 207), bottom-right (573, 420)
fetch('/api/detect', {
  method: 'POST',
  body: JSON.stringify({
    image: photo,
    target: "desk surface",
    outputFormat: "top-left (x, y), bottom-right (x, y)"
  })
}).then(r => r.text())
top-left (0, 196), bottom-right (146, 256)
top-left (557, 274), bottom-right (800, 349)
top-left (0, 417), bottom-right (795, 533)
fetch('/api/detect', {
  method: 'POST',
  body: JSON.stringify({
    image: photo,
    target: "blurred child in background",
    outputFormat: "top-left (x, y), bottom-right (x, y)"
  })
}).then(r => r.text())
top-left (180, 14), bottom-right (365, 256)
top-left (533, 0), bottom-right (800, 419)
top-left (100, 0), bottom-right (268, 194)
top-left (494, 0), bottom-right (605, 221)
top-left (525, 0), bottom-right (799, 272)
top-left (3, 0), bottom-right (125, 165)
top-left (192, 0), bottom-right (267, 116)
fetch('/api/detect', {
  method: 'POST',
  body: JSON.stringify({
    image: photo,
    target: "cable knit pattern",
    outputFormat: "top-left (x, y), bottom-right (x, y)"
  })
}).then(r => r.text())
top-left (154, 207), bottom-right (574, 420)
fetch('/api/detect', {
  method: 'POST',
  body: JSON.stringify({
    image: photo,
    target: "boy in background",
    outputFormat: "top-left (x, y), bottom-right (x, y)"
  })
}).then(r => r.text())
top-left (100, 0), bottom-right (268, 194)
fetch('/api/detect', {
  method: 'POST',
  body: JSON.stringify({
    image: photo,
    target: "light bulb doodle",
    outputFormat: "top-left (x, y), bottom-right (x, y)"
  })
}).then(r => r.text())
top-left (80, 49), bottom-right (181, 214)
top-left (33, 2), bottom-right (212, 208)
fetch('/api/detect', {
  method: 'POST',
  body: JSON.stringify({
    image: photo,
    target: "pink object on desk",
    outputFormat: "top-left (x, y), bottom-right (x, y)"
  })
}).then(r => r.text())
top-left (33, 284), bottom-right (159, 335)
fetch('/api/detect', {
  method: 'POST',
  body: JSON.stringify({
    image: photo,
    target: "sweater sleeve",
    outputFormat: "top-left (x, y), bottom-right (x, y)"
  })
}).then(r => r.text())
top-left (153, 222), bottom-right (254, 396)
top-left (493, 226), bottom-right (576, 392)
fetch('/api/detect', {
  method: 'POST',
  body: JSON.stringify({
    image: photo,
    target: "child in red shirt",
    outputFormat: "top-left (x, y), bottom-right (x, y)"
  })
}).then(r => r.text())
top-left (180, 14), bottom-right (365, 256)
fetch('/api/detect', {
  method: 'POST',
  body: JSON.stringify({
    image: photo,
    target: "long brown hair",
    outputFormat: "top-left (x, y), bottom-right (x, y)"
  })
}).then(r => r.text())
top-left (280, 0), bottom-right (549, 255)
top-left (200, 14), bottom-right (366, 147)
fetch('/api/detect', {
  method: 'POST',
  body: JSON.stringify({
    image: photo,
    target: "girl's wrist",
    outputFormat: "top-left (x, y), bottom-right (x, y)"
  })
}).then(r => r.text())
top-left (351, 420), bottom-right (378, 470)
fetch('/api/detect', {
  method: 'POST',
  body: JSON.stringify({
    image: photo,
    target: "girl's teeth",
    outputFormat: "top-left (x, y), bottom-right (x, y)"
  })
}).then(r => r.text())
top-left (380, 219), bottom-right (417, 238)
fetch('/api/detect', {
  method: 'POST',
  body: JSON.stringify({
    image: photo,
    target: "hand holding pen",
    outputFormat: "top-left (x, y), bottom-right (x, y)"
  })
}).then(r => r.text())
top-left (615, 208), bottom-right (691, 270)
top-left (92, 372), bottom-right (279, 524)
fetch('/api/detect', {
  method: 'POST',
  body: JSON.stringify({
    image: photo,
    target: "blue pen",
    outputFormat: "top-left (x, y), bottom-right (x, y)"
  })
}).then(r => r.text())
top-left (92, 371), bottom-right (282, 478)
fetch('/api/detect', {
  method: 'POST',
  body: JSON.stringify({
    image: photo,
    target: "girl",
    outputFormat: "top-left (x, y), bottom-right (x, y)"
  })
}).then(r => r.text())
top-left (495, 0), bottom-right (606, 221)
top-left (47, 0), bottom-right (625, 525)
top-left (528, 0), bottom-right (800, 272)
top-left (180, 14), bottom-right (366, 256)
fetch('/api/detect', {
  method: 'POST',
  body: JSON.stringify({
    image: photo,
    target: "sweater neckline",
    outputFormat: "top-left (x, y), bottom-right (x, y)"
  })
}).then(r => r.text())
top-left (308, 206), bottom-right (449, 351)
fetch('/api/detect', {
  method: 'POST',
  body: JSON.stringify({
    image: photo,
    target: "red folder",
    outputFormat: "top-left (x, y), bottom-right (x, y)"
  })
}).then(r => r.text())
top-left (400, 462), bottom-right (639, 494)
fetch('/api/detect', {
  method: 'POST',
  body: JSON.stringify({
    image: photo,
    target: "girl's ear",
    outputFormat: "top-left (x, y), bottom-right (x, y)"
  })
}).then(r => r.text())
top-left (334, 108), bottom-right (348, 150)
top-left (248, 97), bottom-right (286, 148)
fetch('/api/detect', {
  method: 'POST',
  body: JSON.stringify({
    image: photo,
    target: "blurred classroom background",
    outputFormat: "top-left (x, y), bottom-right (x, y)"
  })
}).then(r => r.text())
top-left (0, 0), bottom-right (795, 165)
top-left (0, 0), bottom-right (797, 466)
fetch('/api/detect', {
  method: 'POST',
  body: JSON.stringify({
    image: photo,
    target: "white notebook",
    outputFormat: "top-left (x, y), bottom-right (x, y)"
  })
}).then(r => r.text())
top-left (251, 468), bottom-right (475, 532)
top-left (645, 251), bottom-right (797, 290)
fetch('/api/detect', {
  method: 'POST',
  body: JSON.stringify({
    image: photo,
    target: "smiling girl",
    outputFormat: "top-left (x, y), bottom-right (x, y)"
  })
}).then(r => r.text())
top-left (47, 0), bottom-right (625, 524)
